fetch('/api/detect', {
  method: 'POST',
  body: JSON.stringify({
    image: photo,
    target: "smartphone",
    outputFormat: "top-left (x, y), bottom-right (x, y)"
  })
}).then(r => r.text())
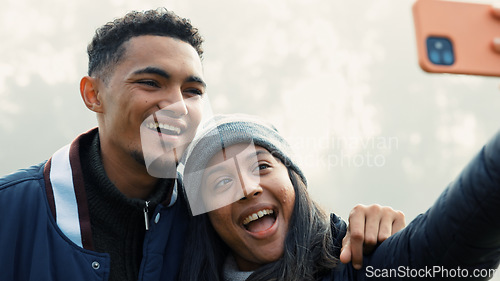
top-left (412, 0), bottom-right (500, 77)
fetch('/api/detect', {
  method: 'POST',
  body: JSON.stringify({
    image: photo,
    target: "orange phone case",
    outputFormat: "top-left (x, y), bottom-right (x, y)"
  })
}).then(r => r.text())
top-left (413, 0), bottom-right (500, 77)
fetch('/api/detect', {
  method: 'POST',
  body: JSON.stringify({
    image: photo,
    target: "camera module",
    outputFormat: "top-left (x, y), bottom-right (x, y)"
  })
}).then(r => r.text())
top-left (426, 37), bottom-right (454, 66)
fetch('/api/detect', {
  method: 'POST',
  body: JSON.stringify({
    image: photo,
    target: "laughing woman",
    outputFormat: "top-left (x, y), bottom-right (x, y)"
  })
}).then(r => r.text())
top-left (179, 114), bottom-right (500, 281)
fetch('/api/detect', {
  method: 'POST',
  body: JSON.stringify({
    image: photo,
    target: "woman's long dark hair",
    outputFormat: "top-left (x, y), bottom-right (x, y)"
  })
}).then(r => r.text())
top-left (178, 168), bottom-right (340, 281)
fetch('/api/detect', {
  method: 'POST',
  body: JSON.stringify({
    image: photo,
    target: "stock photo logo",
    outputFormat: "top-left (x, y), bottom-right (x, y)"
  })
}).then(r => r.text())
top-left (290, 135), bottom-right (399, 170)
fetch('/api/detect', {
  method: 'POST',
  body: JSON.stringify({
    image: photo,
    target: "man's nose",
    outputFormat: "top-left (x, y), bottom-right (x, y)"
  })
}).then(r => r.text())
top-left (158, 90), bottom-right (188, 117)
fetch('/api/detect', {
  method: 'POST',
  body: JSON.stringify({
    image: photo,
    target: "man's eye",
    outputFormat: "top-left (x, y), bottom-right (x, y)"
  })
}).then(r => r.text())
top-left (138, 80), bottom-right (159, 87)
top-left (184, 88), bottom-right (204, 96)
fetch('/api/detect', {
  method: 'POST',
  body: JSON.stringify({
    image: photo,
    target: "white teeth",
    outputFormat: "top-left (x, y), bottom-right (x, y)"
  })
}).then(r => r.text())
top-left (242, 209), bottom-right (274, 225)
top-left (145, 122), bottom-right (181, 134)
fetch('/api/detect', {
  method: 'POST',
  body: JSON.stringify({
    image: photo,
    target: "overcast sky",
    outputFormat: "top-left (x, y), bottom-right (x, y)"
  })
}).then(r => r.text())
top-left (1, 0), bottom-right (500, 258)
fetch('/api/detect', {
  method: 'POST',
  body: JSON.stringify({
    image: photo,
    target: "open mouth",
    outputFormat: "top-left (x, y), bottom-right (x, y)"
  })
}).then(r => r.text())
top-left (145, 121), bottom-right (181, 136)
top-left (242, 209), bottom-right (277, 233)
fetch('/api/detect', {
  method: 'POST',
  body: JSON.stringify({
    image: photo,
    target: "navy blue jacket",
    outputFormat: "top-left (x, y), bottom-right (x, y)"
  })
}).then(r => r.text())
top-left (324, 130), bottom-right (500, 280)
top-left (0, 130), bottom-right (190, 281)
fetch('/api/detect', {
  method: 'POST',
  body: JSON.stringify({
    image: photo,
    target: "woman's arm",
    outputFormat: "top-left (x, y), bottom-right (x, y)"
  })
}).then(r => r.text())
top-left (364, 130), bottom-right (500, 279)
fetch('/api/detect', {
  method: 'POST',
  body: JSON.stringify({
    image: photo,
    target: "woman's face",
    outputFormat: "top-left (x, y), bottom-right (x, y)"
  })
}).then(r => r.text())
top-left (201, 144), bottom-right (296, 271)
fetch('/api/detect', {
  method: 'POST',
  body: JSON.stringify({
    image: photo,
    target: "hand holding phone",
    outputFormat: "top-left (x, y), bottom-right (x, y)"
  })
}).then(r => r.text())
top-left (413, 0), bottom-right (500, 77)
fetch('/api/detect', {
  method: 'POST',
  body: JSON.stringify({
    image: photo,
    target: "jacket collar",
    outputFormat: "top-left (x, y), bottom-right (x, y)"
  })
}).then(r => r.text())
top-left (43, 127), bottom-right (182, 250)
top-left (43, 128), bottom-right (95, 250)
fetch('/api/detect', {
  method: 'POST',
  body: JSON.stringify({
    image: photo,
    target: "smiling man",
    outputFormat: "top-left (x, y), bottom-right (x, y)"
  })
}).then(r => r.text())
top-left (0, 9), bottom-right (205, 281)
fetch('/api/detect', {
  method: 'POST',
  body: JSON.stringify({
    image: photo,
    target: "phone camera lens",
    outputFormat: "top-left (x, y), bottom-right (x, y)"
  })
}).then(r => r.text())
top-left (426, 37), bottom-right (454, 66)
top-left (442, 51), bottom-right (453, 65)
top-left (430, 50), bottom-right (441, 64)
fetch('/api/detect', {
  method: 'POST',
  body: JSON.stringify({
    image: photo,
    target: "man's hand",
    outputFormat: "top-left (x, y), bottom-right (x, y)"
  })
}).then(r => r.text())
top-left (339, 204), bottom-right (405, 270)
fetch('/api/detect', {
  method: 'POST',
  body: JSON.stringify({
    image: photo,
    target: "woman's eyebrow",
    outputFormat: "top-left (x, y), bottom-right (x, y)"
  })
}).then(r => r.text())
top-left (203, 165), bottom-right (226, 181)
top-left (203, 149), bottom-right (270, 180)
top-left (245, 149), bottom-right (270, 161)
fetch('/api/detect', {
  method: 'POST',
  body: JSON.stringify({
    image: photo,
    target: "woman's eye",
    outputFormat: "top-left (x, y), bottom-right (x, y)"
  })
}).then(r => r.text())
top-left (258, 164), bottom-right (270, 170)
top-left (253, 163), bottom-right (271, 174)
top-left (213, 178), bottom-right (233, 191)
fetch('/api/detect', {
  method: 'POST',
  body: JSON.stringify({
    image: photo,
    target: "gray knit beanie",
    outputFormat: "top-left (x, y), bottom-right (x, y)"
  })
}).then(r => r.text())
top-left (181, 114), bottom-right (306, 215)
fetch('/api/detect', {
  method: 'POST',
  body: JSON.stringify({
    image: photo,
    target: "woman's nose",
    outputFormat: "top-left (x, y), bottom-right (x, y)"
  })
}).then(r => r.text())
top-left (239, 178), bottom-right (263, 200)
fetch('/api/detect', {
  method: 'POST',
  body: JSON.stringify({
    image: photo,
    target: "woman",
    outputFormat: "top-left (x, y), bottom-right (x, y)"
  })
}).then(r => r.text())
top-left (179, 114), bottom-right (500, 280)
top-left (178, 114), bottom-right (402, 281)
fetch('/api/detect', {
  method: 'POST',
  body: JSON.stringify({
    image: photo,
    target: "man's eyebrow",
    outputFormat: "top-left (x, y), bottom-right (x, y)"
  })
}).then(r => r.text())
top-left (132, 67), bottom-right (170, 79)
top-left (186, 75), bottom-right (207, 88)
top-left (132, 67), bottom-right (206, 88)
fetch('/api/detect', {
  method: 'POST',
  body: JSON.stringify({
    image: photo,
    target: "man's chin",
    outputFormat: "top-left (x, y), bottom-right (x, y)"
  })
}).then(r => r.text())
top-left (144, 153), bottom-right (179, 178)
top-left (129, 150), bottom-right (178, 178)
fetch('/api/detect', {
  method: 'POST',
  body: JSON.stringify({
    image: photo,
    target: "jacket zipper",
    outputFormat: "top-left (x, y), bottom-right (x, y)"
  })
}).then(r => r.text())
top-left (143, 201), bottom-right (150, 231)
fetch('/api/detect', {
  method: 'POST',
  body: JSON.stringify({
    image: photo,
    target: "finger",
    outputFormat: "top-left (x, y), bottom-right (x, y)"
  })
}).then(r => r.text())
top-left (348, 206), bottom-right (366, 270)
top-left (363, 209), bottom-right (382, 247)
top-left (341, 231), bottom-right (349, 254)
top-left (340, 235), bottom-right (352, 264)
top-left (491, 4), bottom-right (500, 19)
top-left (377, 213), bottom-right (393, 242)
top-left (391, 211), bottom-right (406, 235)
top-left (493, 38), bottom-right (500, 54)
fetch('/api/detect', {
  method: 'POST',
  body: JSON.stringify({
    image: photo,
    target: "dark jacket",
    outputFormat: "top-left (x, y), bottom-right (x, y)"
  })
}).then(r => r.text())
top-left (324, 130), bottom-right (500, 280)
top-left (0, 129), bottom-right (190, 281)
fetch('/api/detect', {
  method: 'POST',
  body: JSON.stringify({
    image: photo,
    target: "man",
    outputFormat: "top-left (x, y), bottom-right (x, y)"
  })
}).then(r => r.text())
top-left (0, 8), bottom-right (403, 281)
top-left (1, 9), bottom-right (204, 281)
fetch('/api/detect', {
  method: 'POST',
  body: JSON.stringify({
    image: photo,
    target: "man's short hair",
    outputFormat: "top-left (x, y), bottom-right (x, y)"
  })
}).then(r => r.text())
top-left (87, 8), bottom-right (204, 81)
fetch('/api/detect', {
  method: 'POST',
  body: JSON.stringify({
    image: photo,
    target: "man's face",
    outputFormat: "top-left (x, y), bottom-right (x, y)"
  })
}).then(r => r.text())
top-left (97, 35), bottom-right (205, 174)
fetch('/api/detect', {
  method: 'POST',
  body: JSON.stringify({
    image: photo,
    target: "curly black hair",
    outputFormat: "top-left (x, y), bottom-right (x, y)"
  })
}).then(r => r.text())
top-left (87, 8), bottom-right (204, 81)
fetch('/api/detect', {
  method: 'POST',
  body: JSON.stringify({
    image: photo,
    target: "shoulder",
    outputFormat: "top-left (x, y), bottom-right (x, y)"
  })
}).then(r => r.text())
top-left (0, 162), bottom-right (46, 195)
top-left (330, 213), bottom-right (347, 248)
top-left (0, 162), bottom-right (50, 231)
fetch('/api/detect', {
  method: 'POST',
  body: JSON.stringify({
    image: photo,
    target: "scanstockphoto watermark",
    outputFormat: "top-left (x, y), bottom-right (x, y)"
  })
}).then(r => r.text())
top-left (289, 135), bottom-right (399, 169)
top-left (365, 265), bottom-right (497, 279)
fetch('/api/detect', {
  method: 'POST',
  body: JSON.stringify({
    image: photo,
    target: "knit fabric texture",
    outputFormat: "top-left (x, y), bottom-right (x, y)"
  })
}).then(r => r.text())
top-left (80, 130), bottom-right (174, 281)
top-left (223, 254), bottom-right (254, 281)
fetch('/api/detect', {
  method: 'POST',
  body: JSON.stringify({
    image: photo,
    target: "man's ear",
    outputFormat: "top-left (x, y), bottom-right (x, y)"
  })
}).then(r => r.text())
top-left (80, 76), bottom-right (103, 113)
